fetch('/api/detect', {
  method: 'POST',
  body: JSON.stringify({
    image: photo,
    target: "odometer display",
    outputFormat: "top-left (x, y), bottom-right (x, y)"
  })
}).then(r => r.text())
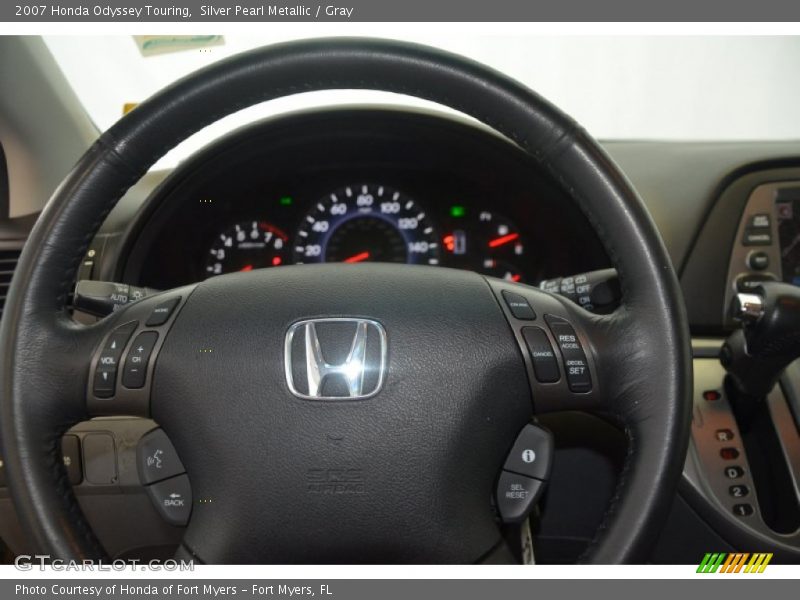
top-left (294, 184), bottom-right (440, 266)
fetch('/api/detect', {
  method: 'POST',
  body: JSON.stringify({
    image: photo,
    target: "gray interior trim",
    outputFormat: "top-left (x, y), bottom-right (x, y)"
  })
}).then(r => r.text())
top-left (0, 36), bottom-right (98, 218)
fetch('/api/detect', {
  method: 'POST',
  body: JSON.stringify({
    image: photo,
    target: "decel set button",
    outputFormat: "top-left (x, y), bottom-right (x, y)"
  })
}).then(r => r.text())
top-left (545, 315), bottom-right (592, 392)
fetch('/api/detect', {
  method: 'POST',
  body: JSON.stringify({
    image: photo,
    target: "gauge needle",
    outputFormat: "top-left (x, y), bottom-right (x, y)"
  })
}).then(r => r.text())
top-left (344, 251), bottom-right (371, 263)
top-left (488, 232), bottom-right (520, 248)
top-left (240, 265), bottom-right (254, 272)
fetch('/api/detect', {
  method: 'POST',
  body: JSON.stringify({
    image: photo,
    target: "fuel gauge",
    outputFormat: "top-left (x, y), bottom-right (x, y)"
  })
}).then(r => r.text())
top-left (479, 211), bottom-right (524, 257)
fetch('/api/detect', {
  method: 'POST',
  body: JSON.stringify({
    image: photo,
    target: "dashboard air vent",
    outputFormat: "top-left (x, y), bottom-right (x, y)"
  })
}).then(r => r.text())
top-left (0, 247), bottom-right (23, 321)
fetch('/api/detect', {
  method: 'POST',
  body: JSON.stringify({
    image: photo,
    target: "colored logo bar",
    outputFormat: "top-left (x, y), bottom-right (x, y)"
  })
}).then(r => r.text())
top-left (697, 552), bottom-right (773, 573)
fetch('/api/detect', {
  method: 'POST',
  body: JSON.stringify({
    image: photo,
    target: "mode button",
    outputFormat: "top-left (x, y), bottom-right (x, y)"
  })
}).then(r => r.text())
top-left (146, 297), bottom-right (181, 327)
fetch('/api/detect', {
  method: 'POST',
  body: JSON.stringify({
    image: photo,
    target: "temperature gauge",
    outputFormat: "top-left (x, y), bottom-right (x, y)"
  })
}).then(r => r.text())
top-left (482, 258), bottom-right (524, 282)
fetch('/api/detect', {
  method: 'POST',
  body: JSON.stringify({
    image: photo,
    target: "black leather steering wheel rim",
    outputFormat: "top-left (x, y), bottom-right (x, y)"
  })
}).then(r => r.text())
top-left (0, 37), bottom-right (692, 564)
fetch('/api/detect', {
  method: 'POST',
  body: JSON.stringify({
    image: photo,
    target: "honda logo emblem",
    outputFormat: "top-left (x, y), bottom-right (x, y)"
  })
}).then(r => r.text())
top-left (284, 318), bottom-right (387, 400)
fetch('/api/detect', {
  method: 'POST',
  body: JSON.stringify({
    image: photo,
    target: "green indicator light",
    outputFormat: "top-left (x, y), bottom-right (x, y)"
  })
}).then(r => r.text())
top-left (280, 196), bottom-right (293, 206)
top-left (450, 205), bottom-right (466, 218)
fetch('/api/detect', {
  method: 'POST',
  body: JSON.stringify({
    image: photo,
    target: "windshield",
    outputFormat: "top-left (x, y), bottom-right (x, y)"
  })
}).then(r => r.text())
top-left (44, 34), bottom-right (800, 168)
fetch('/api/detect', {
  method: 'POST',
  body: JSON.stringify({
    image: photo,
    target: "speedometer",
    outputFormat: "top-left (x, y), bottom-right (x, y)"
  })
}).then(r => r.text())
top-left (294, 184), bottom-right (440, 266)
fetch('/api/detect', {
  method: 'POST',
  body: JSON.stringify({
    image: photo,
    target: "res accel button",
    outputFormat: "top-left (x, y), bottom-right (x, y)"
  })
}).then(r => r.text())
top-left (145, 297), bottom-right (181, 327)
top-left (502, 290), bottom-right (536, 320)
top-left (545, 315), bottom-right (592, 393)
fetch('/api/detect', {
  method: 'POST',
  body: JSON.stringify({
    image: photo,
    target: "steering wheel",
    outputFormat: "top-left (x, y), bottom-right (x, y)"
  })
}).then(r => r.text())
top-left (0, 38), bottom-right (691, 564)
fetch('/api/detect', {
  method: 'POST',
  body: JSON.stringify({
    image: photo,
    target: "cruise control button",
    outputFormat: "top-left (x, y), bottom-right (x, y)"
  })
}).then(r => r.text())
top-left (733, 503), bottom-right (754, 517)
top-left (137, 428), bottom-right (186, 485)
top-left (502, 291), bottom-right (536, 320)
top-left (522, 327), bottom-right (560, 383)
top-left (545, 315), bottom-right (592, 392)
top-left (61, 435), bottom-right (83, 485)
top-left (147, 474), bottom-right (192, 526)
top-left (122, 331), bottom-right (159, 389)
top-left (145, 297), bottom-right (181, 327)
top-left (496, 471), bottom-right (544, 524)
top-left (503, 424), bottom-right (553, 481)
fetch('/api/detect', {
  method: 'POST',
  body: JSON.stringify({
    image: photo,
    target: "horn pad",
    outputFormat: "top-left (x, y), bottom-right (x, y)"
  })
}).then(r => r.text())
top-left (151, 264), bottom-right (532, 563)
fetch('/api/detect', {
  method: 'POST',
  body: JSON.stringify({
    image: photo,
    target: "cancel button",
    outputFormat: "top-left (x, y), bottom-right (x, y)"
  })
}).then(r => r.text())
top-left (522, 326), bottom-right (560, 383)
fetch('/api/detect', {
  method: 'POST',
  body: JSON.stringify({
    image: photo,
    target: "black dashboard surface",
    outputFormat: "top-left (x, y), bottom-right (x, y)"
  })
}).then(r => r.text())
top-left (120, 109), bottom-right (611, 290)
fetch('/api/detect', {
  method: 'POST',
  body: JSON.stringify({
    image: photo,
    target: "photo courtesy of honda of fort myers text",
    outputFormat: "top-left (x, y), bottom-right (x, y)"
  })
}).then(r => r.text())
top-left (0, 0), bottom-right (800, 596)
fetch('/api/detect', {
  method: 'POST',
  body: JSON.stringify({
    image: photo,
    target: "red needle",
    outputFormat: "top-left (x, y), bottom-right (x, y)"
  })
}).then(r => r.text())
top-left (488, 232), bottom-right (520, 248)
top-left (240, 264), bottom-right (254, 272)
top-left (344, 251), bottom-right (370, 263)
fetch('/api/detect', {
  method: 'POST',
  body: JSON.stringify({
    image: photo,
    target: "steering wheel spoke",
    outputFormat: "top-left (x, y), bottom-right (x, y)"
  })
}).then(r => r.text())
top-left (85, 287), bottom-right (193, 417)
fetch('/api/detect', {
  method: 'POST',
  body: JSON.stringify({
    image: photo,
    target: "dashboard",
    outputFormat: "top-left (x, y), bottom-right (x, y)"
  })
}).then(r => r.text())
top-left (120, 109), bottom-right (611, 290)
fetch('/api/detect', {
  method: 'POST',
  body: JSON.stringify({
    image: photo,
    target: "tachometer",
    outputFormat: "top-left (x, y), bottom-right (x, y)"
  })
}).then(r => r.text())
top-left (294, 184), bottom-right (440, 265)
top-left (206, 221), bottom-right (288, 277)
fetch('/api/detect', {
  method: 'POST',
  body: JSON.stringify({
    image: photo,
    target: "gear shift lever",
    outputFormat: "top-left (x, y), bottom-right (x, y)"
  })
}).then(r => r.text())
top-left (721, 282), bottom-right (800, 399)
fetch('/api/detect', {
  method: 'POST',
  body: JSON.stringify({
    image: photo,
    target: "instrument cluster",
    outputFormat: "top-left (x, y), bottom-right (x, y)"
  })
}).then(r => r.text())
top-left (122, 109), bottom-right (611, 290)
top-left (203, 182), bottom-right (530, 283)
